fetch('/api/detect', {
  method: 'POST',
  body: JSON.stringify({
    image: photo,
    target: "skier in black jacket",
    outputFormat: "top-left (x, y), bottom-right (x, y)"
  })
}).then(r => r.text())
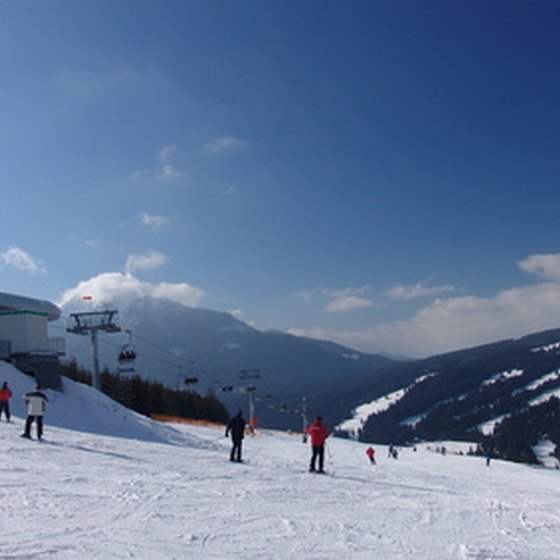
top-left (225, 410), bottom-right (246, 462)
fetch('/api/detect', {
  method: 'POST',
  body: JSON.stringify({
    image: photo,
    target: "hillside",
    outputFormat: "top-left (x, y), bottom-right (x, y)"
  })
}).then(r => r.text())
top-left (334, 328), bottom-right (560, 465)
top-left (0, 360), bottom-right (195, 444)
top-left (0, 361), bottom-right (559, 558)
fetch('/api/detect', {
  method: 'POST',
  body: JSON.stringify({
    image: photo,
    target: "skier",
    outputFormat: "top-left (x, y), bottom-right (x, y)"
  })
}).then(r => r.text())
top-left (305, 416), bottom-right (329, 473)
top-left (225, 410), bottom-right (246, 462)
top-left (0, 381), bottom-right (13, 422)
top-left (366, 446), bottom-right (376, 464)
top-left (21, 384), bottom-right (48, 440)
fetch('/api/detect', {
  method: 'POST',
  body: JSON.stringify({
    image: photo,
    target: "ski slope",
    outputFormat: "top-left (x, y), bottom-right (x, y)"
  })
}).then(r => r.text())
top-left (1, 363), bottom-right (559, 559)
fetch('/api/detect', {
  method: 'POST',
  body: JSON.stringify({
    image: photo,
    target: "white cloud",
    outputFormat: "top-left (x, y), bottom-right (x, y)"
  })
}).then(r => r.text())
top-left (1, 247), bottom-right (47, 275)
top-left (387, 282), bottom-right (456, 300)
top-left (158, 145), bottom-right (176, 162)
top-left (289, 252), bottom-right (560, 357)
top-left (228, 309), bottom-right (245, 319)
top-left (155, 163), bottom-right (183, 183)
top-left (58, 272), bottom-right (203, 309)
top-left (203, 135), bottom-right (248, 155)
top-left (295, 285), bottom-right (375, 313)
top-left (518, 253), bottom-right (560, 281)
top-left (323, 286), bottom-right (374, 313)
top-left (124, 250), bottom-right (167, 274)
top-left (131, 145), bottom-right (186, 184)
top-left (139, 213), bottom-right (172, 231)
top-left (287, 326), bottom-right (334, 341)
top-left (326, 295), bottom-right (375, 313)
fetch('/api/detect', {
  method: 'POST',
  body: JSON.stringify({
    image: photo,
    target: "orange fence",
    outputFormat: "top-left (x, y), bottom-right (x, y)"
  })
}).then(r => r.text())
top-left (150, 414), bottom-right (225, 428)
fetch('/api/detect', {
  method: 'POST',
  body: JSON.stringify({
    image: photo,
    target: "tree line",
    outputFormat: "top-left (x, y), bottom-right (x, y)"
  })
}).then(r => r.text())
top-left (61, 359), bottom-right (230, 423)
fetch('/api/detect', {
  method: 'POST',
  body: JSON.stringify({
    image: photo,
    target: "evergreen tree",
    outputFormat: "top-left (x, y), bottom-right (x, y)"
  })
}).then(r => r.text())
top-left (60, 362), bottom-right (229, 423)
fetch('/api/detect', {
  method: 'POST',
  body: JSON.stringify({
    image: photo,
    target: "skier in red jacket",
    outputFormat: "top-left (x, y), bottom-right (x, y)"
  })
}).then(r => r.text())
top-left (0, 382), bottom-right (12, 422)
top-left (305, 416), bottom-right (329, 473)
top-left (366, 446), bottom-right (376, 464)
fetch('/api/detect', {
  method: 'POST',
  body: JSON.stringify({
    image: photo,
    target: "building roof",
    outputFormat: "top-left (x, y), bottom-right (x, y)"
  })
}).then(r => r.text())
top-left (0, 291), bottom-right (61, 321)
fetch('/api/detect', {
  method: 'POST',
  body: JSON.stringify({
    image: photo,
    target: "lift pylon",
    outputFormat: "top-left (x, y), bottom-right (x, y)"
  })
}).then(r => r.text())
top-left (66, 310), bottom-right (121, 391)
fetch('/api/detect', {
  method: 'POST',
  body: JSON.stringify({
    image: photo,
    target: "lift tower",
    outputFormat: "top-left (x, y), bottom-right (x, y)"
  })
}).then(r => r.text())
top-left (66, 310), bottom-right (121, 391)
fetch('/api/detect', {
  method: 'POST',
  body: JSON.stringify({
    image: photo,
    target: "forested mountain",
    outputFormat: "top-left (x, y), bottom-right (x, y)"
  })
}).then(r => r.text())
top-left (58, 296), bottom-right (395, 423)
top-left (331, 328), bottom-right (560, 465)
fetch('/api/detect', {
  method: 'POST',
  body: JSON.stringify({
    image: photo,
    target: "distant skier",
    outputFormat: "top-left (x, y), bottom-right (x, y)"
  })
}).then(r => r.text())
top-left (21, 384), bottom-right (48, 440)
top-left (225, 410), bottom-right (246, 462)
top-left (0, 381), bottom-right (13, 422)
top-left (305, 416), bottom-right (329, 473)
top-left (366, 446), bottom-right (376, 465)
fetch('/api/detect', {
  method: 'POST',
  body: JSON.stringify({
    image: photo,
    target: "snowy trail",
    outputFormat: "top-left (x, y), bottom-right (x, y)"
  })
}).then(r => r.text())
top-left (1, 415), bottom-right (559, 559)
top-left (0, 356), bottom-right (557, 560)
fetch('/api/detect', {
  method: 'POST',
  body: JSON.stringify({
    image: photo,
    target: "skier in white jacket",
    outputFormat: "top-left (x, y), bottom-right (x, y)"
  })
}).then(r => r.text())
top-left (21, 384), bottom-right (49, 440)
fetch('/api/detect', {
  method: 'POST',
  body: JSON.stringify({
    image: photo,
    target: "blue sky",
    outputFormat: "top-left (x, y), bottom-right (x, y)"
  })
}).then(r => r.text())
top-left (2, 0), bottom-right (560, 357)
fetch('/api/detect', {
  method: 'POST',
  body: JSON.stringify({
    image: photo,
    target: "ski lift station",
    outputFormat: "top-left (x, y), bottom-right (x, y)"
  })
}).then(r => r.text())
top-left (0, 291), bottom-right (64, 389)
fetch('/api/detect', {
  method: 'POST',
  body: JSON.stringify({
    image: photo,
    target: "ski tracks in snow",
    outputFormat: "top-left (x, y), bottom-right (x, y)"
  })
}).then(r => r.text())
top-left (1, 421), bottom-right (560, 558)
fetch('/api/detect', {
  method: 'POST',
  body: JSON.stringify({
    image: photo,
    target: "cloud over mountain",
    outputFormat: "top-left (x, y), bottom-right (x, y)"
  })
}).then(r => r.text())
top-left (293, 252), bottom-right (560, 357)
top-left (124, 250), bottom-right (168, 273)
top-left (58, 272), bottom-right (203, 309)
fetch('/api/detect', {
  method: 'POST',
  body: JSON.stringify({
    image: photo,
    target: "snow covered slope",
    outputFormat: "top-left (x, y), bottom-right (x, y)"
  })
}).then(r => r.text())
top-left (0, 361), bottom-right (559, 559)
top-left (0, 360), bottom-right (199, 446)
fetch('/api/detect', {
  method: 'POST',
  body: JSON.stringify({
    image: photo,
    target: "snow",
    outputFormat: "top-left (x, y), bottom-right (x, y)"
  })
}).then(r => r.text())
top-left (337, 372), bottom-right (437, 435)
top-left (1, 362), bottom-right (560, 559)
top-left (337, 387), bottom-right (406, 435)
top-left (525, 370), bottom-right (560, 392)
top-left (478, 414), bottom-right (508, 436)
top-left (400, 411), bottom-right (427, 428)
top-left (481, 368), bottom-right (524, 387)
top-left (0, 361), bottom-right (192, 445)
top-left (529, 387), bottom-right (560, 407)
top-left (532, 341), bottom-right (560, 353)
top-left (478, 369), bottom-right (560, 435)
top-left (533, 438), bottom-right (560, 469)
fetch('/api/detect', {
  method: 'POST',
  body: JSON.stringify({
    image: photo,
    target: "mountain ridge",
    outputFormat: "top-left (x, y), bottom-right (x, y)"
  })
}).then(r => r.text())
top-left (331, 327), bottom-right (560, 465)
top-left (58, 296), bottom-right (395, 423)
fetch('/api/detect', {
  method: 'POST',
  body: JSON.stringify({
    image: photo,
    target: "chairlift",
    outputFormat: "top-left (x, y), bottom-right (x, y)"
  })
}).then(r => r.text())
top-left (118, 348), bottom-right (137, 362)
top-left (177, 375), bottom-right (199, 390)
top-left (118, 330), bottom-right (137, 374)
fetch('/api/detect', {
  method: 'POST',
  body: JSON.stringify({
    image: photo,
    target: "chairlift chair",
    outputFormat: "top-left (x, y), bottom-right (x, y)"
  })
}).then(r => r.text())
top-left (117, 330), bottom-right (137, 374)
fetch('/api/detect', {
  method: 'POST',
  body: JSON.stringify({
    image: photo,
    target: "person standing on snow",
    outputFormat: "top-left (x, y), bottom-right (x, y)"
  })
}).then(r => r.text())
top-left (366, 446), bottom-right (376, 465)
top-left (305, 416), bottom-right (329, 473)
top-left (225, 410), bottom-right (246, 462)
top-left (0, 381), bottom-right (13, 422)
top-left (21, 384), bottom-right (48, 440)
